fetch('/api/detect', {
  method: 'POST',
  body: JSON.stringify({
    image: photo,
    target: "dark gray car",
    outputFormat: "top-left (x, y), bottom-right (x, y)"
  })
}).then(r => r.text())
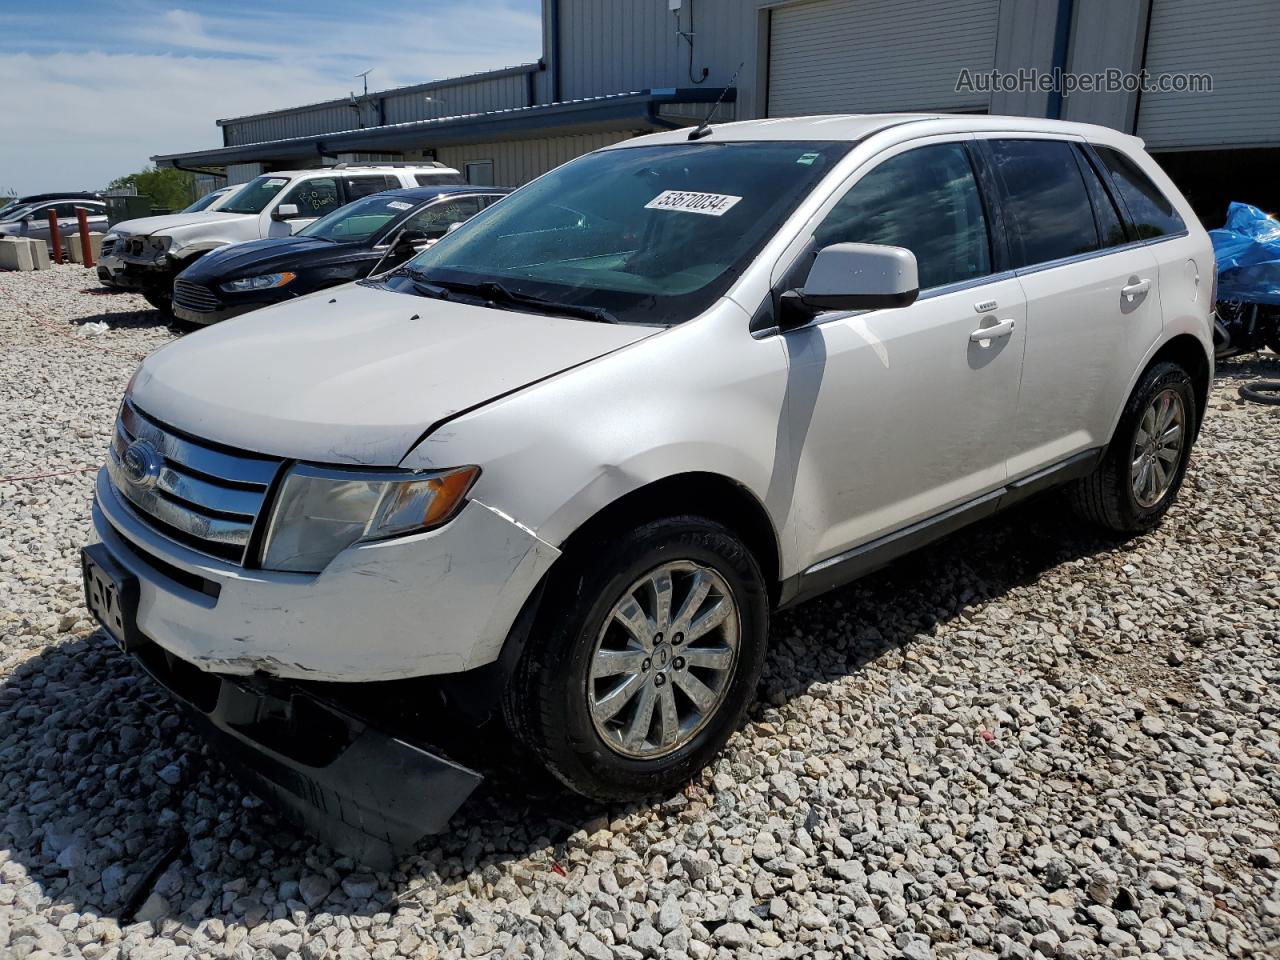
top-left (0, 199), bottom-right (108, 249)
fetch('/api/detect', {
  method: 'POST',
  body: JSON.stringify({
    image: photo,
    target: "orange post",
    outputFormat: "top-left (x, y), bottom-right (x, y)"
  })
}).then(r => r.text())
top-left (47, 209), bottom-right (63, 264)
top-left (76, 207), bottom-right (95, 268)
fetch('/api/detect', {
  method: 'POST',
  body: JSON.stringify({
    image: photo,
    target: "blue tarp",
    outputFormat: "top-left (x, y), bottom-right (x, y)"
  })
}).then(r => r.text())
top-left (1210, 202), bottom-right (1280, 306)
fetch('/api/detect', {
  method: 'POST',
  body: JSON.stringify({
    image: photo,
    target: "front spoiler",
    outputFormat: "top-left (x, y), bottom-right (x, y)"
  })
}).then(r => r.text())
top-left (128, 636), bottom-right (483, 869)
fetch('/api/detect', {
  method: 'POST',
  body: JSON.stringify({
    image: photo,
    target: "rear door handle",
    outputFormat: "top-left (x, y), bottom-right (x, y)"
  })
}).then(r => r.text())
top-left (1122, 278), bottom-right (1152, 302)
top-left (970, 318), bottom-right (1016, 342)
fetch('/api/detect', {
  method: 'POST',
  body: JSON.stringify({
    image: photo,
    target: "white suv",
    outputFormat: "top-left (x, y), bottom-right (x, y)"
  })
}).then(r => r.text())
top-left (99, 163), bottom-right (463, 312)
top-left (84, 115), bottom-right (1213, 862)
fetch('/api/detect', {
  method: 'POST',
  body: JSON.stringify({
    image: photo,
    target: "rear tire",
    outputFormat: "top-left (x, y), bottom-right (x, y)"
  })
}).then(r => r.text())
top-left (503, 516), bottom-right (768, 802)
top-left (1070, 361), bottom-right (1197, 533)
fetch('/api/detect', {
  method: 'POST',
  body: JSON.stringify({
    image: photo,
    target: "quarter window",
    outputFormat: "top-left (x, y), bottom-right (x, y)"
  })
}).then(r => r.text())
top-left (1076, 149), bottom-right (1129, 248)
top-left (987, 139), bottom-right (1099, 267)
top-left (814, 143), bottom-right (991, 291)
top-left (1093, 146), bottom-right (1186, 240)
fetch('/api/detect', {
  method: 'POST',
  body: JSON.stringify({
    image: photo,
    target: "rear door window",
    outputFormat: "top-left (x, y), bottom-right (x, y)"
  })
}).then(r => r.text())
top-left (1093, 146), bottom-right (1186, 239)
top-left (1075, 147), bottom-right (1130, 248)
top-left (814, 142), bottom-right (992, 291)
top-left (344, 175), bottom-right (398, 201)
top-left (986, 139), bottom-right (1100, 267)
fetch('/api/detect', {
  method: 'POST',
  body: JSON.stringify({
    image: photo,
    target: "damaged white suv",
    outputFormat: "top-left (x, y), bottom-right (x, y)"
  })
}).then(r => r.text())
top-left (84, 114), bottom-right (1213, 863)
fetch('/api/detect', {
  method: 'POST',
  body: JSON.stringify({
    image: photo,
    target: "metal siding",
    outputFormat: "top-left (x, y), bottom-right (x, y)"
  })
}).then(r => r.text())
top-left (1061, 0), bottom-right (1149, 132)
top-left (556, 0), bottom-right (753, 100)
top-left (434, 131), bottom-right (635, 187)
top-left (1136, 0), bottom-right (1280, 150)
top-left (766, 0), bottom-right (999, 116)
top-left (991, 0), bottom-right (1064, 119)
top-left (222, 70), bottom-right (537, 146)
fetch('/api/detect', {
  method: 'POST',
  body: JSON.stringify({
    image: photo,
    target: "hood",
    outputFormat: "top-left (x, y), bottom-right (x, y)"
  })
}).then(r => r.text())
top-left (182, 236), bottom-right (356, 280)
top-left (109, 211), bottom-right (250, 237)
top-left (131, 283), bottom-right (658, 465)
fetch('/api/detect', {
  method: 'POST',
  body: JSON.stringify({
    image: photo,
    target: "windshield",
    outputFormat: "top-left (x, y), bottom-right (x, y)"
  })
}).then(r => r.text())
top-left (218, 175), bottom-right (291, 215)
top-left (390, 141), bottom-right (849, 325)
top-left (181, 190), bottom-right (225, 213)
top-left (299, 193), bottom-right (417, 242)
top-left (0, 203), bottom-right (35, 222)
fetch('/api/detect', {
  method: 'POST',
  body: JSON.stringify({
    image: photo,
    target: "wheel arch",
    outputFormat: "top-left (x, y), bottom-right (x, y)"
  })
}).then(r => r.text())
top-left (552, 471), bottom-right (783, 606)
top-left (1147, 333), bottom-right (1211, 435)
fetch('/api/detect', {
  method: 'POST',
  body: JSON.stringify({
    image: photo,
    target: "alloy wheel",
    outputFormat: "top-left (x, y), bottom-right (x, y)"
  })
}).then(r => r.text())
top-left (1131, 387), bottom-right (1186, 508)
top-left (587, 560), bottom-right (740, 759)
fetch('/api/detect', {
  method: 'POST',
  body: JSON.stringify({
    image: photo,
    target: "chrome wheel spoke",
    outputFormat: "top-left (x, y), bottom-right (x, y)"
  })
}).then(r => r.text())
top-left (680, 645), bottom-right (735, 671)
top-left (623, 683), bottom-right (658, 751)
top-left (657, 683), bottom-right (681, 748)
top-left (1131, 389), bottom-right (1186, 508)
top-left (673, 670), bottom-right (718, 713)
top-left (649, 569), bottom-right (674, 633)
top-left (686, 598), bottom-right (731, 642)
top-left (591, 648), bottom-right (648, 679)
top-left (592, 673), bottom-right (643, 722)
top-left (670, 569), bottom-right (712, 635)
top-left (612, 597), bottom-right (654, 649)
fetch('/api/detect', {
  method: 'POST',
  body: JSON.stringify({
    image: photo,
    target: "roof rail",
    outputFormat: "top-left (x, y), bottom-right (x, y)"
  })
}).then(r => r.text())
top-left (329, 161), bottom-right (448, 169)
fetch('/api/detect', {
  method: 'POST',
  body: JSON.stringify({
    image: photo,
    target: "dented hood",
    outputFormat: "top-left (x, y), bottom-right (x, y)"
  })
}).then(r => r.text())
top-left (131, 283), bottom-right (656, 465)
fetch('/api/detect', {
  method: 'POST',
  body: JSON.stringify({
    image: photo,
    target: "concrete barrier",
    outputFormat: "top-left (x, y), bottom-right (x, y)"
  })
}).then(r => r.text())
top-left (0, 237), bottom-right (34, 271)
top-left (29, 238), bottom-right (50, 270)
top-left (67, 232), bottom-right (104, 265)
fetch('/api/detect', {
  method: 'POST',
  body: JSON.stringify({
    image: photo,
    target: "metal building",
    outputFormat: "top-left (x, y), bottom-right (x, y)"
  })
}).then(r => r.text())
top-left (155, 0), bottom-right (1280, 224)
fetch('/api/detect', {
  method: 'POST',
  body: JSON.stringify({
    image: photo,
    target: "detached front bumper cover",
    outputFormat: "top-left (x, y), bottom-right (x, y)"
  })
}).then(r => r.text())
top-left (126, 627), bottom-right (482, 868)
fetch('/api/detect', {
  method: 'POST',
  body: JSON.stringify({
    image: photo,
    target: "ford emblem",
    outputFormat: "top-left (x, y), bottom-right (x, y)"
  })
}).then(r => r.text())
top-left (122, 439), bottom-right (163, 490)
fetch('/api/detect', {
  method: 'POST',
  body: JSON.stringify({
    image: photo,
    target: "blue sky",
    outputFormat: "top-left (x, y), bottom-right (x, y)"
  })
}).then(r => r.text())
top-left (0, 1), bottom-right (542, 194)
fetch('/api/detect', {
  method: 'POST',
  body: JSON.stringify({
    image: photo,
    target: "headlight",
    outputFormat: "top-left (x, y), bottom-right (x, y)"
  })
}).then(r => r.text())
top-left (149, 236), bottom-right (171, 253)
top-left (260, 464), bottom-right (480, 573)
top-left (221, 272), bottom-right (296, 293)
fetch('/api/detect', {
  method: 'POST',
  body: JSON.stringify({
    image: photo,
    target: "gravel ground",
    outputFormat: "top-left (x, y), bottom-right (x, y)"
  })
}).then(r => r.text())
top-left (2, 264), bottom-right (1278, 960)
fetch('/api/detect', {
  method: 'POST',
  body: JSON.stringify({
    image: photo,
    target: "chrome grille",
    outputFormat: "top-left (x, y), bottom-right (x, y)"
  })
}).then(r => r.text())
top-left (106, 400), bottom-right (281, 564)
top-left (173, 279), bottom-right (220, 313)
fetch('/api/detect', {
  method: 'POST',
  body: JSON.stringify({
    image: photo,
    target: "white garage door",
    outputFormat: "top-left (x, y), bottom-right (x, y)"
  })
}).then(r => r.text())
top-left (1136, 0), bottom-right (1280, 150)
top-left (767, 0), bottom-right (999, 117)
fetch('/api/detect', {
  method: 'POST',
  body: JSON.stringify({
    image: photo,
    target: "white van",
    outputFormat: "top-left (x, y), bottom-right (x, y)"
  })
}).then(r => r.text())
top-left (100, 163), bottom-right (463, 312)
top-left (84, 114), bottom-right (1213, 862)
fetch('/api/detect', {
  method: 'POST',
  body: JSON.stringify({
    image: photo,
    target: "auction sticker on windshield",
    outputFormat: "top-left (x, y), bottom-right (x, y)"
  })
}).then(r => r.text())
top-left (645, 191), bottom-right (742, 217)
top-left (386, 201), bottom-right (413, 211)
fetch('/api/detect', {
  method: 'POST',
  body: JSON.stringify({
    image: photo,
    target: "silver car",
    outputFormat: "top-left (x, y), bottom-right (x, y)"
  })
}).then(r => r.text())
top-left (0, 198), bottom-right (108, 250)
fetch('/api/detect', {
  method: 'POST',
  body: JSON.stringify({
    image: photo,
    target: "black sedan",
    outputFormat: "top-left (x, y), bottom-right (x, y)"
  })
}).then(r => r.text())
top-left (171, 185), bottom-right (510, 325)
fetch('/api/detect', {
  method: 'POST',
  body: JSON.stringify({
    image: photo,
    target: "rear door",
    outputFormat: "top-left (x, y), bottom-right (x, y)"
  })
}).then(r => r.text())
top-left (980, 137), bottom-right (1163, 477)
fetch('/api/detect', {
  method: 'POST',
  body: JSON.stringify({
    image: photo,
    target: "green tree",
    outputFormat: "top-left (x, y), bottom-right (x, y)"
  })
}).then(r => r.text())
top-left (107, 166), bottom-right (196, 212)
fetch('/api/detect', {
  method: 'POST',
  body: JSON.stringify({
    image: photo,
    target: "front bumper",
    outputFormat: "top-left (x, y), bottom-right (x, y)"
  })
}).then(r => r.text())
top-left (171, 298), bottom-right (260, 326)
top-left (93, 467), bottom-right (561, 681)
top-left (116, 615), bottom-right (482, 867)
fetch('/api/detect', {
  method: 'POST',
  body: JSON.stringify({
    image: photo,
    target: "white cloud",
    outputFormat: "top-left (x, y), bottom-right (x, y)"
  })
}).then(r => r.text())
top-left (0, 2), bottom-right (542, 194)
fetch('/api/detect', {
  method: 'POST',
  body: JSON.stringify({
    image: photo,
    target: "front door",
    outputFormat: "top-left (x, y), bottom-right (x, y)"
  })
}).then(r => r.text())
top-left (781, 140), bottom-right (1026, 567)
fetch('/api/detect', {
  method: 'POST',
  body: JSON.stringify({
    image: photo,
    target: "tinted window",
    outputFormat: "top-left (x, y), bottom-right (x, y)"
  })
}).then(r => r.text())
top-left (402, 196), bottom-right (484, 241)
top-left (815, 143), bottom-right (991, 290)
top-left (415, 172), bottom-right (467, 186)
top-left (281, 177), bottom-right (340, 218)
top-left (299, 193), bottom-right (417, 242)
top-left (1094, 146), bottom-right (1186, 240)
top-left (344, 175), bottom-right (398, 200)
top-left (988, 139), bottom-right (1099, 266)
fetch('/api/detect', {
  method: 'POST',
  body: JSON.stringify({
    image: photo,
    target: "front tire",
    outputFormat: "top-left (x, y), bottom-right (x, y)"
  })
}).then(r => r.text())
top-left (503, 516), bottom-right (768, 802)
top-left (1070, 361), bottom-right (1197, 533)
top-left (142, 287), bottom-right (172, 316)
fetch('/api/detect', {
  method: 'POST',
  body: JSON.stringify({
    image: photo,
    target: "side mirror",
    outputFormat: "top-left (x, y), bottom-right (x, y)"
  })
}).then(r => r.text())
top-left (783, 243), bottom-right (919, 326)
top-left (272, 203), bottom-right (300, 221)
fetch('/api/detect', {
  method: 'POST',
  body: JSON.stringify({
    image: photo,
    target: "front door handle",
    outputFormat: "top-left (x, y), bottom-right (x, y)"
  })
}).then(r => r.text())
top-left (1122, 278), bottom-right (1152, 302)
top-left (970, 318), bottom-right (1016, 342)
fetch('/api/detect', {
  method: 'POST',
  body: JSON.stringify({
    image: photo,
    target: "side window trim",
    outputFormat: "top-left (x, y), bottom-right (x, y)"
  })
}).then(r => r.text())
top-left (963, 139), bottom-right (1014, 274)
top-left (1067, 143), bottom-right (1118, 249)
top-left (1078, 143), bottom-right (1140, 243)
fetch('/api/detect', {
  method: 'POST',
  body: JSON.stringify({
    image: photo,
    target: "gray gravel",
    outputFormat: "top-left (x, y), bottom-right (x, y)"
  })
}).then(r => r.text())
top-left (2, 264), bottom-right (1279, 960)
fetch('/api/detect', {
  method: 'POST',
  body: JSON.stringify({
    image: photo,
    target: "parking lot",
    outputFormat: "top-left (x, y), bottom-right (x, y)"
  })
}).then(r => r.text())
top-left (1, 264), bottom-right (1278, 959)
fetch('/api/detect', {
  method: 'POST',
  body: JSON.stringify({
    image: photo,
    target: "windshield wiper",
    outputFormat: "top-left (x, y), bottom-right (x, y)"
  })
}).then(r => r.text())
top-left (402, 273), bottom-right (618, 324)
